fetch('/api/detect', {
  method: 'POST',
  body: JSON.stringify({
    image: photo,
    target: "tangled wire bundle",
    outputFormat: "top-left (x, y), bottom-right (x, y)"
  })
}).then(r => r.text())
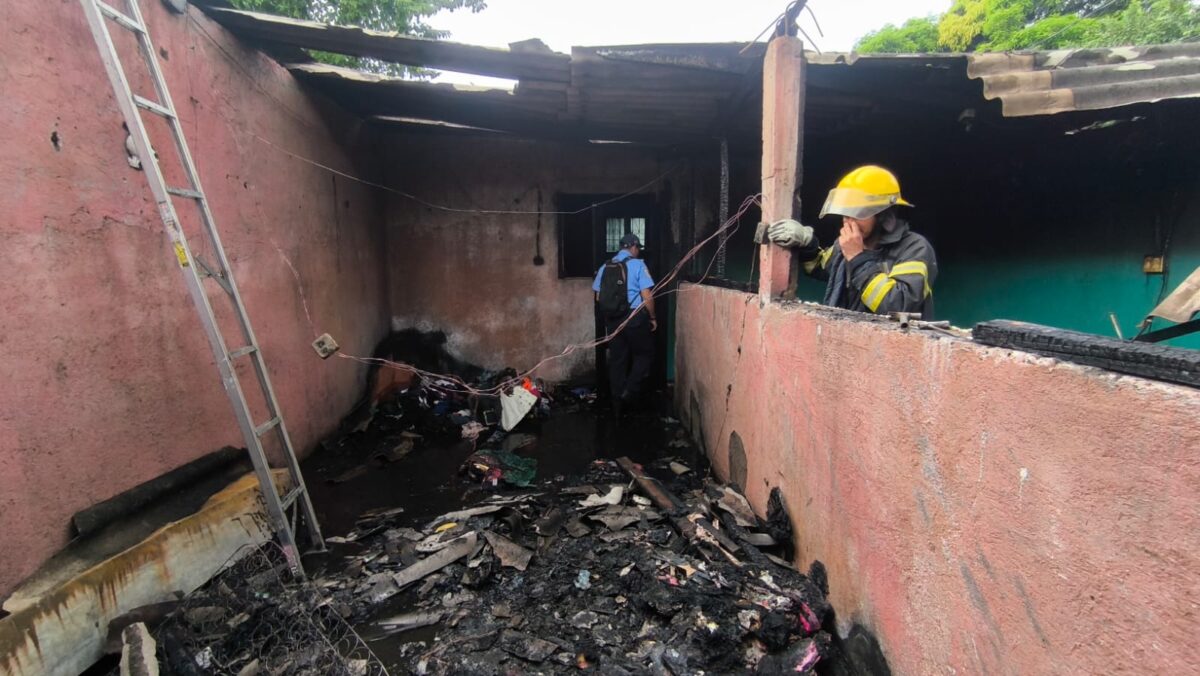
top-left (151, 544), bottom-right (389, 676)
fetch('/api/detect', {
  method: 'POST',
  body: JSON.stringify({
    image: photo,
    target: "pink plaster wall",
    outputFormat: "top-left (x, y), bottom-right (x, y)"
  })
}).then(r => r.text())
top-left (675, 284), bottom-right (1200, 675)
top-left (383, 132), bottom-right (670, 381)
top-left (0, 1), bottom-right (389, 597)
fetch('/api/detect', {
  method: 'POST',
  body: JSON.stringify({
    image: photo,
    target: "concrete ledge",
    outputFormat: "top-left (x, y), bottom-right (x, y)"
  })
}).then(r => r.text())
top-left (0, 471), bottom-right (289, 676)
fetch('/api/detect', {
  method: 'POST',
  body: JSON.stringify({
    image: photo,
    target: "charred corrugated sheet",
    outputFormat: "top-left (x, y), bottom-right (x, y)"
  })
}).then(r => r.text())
top-left (808, 44), bottom-right (1200, 118)
top-left (974, 320), bottom-right (1200, 387)
top-left (192, 5), bottom-right (770, 143)
top-left (968, 43), bottom-right (1200, 116)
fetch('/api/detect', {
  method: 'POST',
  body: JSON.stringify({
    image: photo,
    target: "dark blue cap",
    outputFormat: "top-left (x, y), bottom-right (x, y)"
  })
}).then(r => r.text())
top-left (620, 233), bottom-right (643, 249)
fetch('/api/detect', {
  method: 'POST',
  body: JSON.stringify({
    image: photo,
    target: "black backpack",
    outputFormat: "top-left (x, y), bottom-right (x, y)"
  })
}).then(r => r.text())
top-left (598, 260), bottom-right (630, 321)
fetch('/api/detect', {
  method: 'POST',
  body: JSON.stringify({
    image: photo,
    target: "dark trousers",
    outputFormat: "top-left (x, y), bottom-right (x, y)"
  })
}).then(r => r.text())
top-left (606, 312), bottom-right (654, 401)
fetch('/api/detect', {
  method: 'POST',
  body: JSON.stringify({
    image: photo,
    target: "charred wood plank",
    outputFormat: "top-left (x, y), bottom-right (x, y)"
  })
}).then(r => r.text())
top-left (615, 457), bottom-right (682, 512)
top-left (974, 320), bottom-right (1200, 388)
top-left (615, 457), bottom-right (742, 562)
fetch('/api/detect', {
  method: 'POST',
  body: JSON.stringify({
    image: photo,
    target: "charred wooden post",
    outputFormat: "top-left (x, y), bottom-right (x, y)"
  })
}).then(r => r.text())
top-left (759, 36), bottom-right (806, 300)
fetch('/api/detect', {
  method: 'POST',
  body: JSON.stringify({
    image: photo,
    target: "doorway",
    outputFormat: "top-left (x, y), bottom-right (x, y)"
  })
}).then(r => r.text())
top-left (557, 193), bottom-right (667, 395)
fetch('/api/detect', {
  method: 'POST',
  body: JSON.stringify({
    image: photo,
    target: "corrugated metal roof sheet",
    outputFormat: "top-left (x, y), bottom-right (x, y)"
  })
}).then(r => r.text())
top-left (968, 43), bottom-right (1200, 116)
top-left (810, 43), bottom-right (1200, 117)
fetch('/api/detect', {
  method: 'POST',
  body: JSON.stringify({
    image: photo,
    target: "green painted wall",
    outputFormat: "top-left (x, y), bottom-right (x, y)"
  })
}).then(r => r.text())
top-left (709, 217), bottom-right (1200, 350)
top-left (693, 98), bottom-right (1200, 353)
top-left (937, 251), bottom-right (1200, 349)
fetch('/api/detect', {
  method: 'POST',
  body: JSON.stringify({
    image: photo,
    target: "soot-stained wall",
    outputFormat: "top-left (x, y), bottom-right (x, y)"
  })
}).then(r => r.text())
top-left (381, 132), bottom-right (679, 382)
top-left (0, 1), bottom-right (389, 598)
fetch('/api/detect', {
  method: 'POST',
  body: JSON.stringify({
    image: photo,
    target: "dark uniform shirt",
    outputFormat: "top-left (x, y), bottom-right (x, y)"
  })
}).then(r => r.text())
top-left (802, 216), bottom-right (937, 317)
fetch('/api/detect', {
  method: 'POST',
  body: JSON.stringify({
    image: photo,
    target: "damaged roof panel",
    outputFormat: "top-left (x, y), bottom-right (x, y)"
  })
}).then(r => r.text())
top-left (199, 6), bottom-right (762, 142)
top-left (289, 64), bottom-right (566, 135)
top-left (811, 43), bottom-right (1200, 117)
top-left (578, 42), bottom-right (765, 74)
top-left (968, 43), bottom-right (1200, 116)
top-left (204, 7), bottom-right (571, 83)
top-left (1150, 266), bottom-right (1200, 325)
top-left (290, 63), bottom-right (732, 144)
top-left (199, 3), bottom-right (1200, 142)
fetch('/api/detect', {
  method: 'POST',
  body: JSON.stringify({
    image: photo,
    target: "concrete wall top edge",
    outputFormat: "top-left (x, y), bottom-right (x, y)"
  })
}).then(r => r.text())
top-left (682, 282), bottom-right (1200, 400)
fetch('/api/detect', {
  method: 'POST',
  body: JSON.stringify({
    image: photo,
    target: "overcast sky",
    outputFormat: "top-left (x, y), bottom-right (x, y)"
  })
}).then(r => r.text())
top-left (430, 0), bottom-right (951, 85)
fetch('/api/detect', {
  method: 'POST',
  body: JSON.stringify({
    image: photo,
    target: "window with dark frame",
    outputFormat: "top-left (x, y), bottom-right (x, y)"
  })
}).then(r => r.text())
top-left (557, 194), bottom-right (596, 278)
top-left (557, 194), bottom-right (654, 279)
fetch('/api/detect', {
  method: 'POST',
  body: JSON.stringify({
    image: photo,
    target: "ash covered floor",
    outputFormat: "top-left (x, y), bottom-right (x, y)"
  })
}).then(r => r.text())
top-left (142, 367), bottom-right (882, 675)
top-left (283, 375), bottom-right (845, 675)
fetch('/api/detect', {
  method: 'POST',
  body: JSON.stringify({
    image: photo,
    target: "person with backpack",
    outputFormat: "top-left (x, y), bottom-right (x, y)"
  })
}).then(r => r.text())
top-left (593, 233), bottom-right (656, 418)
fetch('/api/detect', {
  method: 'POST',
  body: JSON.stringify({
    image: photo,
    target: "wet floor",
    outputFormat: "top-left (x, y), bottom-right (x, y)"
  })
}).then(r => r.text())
top-left (303, 399), bottom-right (685, 536)
top-left (298, 390), bottom-right (700, 672)
top-left (291, 383), bottom-right (888, 676)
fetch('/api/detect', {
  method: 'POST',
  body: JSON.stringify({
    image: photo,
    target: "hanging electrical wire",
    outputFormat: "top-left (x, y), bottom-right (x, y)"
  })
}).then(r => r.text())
top-left (184, 5), bottom-right (760, 397)
top-left (251, 133), bottom-right (679, 217)
top-left (335, 193), bottom-right (763, 397)
top-left (741, 0), bottom-right (823, 54)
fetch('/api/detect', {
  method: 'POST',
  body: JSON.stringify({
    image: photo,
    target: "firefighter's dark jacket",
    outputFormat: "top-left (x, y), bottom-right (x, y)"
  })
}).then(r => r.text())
top-left (799, 215), bottom-right (937, 317)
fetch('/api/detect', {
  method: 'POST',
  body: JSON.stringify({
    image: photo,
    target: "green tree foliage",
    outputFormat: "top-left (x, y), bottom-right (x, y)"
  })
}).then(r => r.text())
top-left (988, 13), bottom-right (1100, 49)
top-left (855, 0), bottom-right (1200, 53)
top-left (938, 0), bottom-right (992, 50)
top-left (1097, 0), bottom-right (1200, 44)
top-left (229, 0), bottom-right (486, 75)
top-left (856, 17), bottom-right (942, 53)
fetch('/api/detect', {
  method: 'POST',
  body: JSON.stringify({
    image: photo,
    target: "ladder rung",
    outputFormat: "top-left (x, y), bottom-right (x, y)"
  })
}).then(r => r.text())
top-left (193, 255), bottom-right (233, 296)
top-left (97, 1), bottom-right (144, 33)
top-left (229, 346), bottom-right (258, 359)
top-left (133, 95), bottom-right (175, 119)
top-left (281, 487), bottom-right (304, 508)
top-left (254, 417), bottom-right (281, 437)
top-left (167, 187), bottom-right (204, 200)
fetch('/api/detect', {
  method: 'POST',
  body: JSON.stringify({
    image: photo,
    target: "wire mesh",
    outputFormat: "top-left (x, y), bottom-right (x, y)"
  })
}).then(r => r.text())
top-left (151, 543), bottom-right (389, 676)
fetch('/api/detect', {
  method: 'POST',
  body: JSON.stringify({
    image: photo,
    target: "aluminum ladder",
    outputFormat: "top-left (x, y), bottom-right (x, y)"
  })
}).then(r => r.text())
top-left (78, 0), bottom-right (325, 572)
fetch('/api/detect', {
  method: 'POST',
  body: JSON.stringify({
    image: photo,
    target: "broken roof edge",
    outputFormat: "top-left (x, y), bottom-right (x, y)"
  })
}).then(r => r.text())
top-left (1149, 265), bottom-right (1200, 325)
top-left (573, 42), bottom-right (767, 74)
top-left (288, 62), bottom-right (517, 95)
top-left (199, 5), bottom-right (571, 83)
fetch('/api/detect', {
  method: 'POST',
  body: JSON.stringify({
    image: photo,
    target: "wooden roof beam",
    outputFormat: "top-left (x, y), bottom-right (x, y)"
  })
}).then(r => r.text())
top-left (203, 7), bottom-right (571, 83)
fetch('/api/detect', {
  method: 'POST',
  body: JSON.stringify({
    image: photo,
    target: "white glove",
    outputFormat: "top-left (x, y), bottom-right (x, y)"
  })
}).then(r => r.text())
top-left (767, 219), bottom-right (814, 248)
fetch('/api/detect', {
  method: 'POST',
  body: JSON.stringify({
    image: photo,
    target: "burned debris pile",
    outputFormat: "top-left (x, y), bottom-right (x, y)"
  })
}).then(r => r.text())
top-left (321, 360), bottom-right (579, 488)
top-left (139, 344), bottom-right (835, 674)
top-left (151, 544), bottom-right (388, 676)
top-left (315, 457), bottom-right (833, 674)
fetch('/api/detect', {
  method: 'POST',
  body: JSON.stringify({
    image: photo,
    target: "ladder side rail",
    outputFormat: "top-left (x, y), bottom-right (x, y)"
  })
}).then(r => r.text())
top-left (121, 0), bottom-right (261, 357)
top-left (265, 406), bottom-right (326, 548)
top-left (78, 0), bottom-right (305, 566)
top-left (124, 0), bottom-right (325, 552)
top-left (117, 0), bottom-right (325, 556)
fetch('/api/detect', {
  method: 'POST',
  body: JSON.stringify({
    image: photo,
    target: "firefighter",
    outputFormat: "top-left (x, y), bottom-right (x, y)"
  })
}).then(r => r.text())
top-left (768, 165), bottom-right (937, 316)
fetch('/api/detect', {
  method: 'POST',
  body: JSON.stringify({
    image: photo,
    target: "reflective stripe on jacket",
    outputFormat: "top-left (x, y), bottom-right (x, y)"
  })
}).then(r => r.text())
top-left (803, 217), bottom-right (937, 317)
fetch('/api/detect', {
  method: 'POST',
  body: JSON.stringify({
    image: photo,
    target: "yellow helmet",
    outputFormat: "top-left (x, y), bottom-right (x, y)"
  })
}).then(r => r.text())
top-left (819, 165), bottom-right (913, 219)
